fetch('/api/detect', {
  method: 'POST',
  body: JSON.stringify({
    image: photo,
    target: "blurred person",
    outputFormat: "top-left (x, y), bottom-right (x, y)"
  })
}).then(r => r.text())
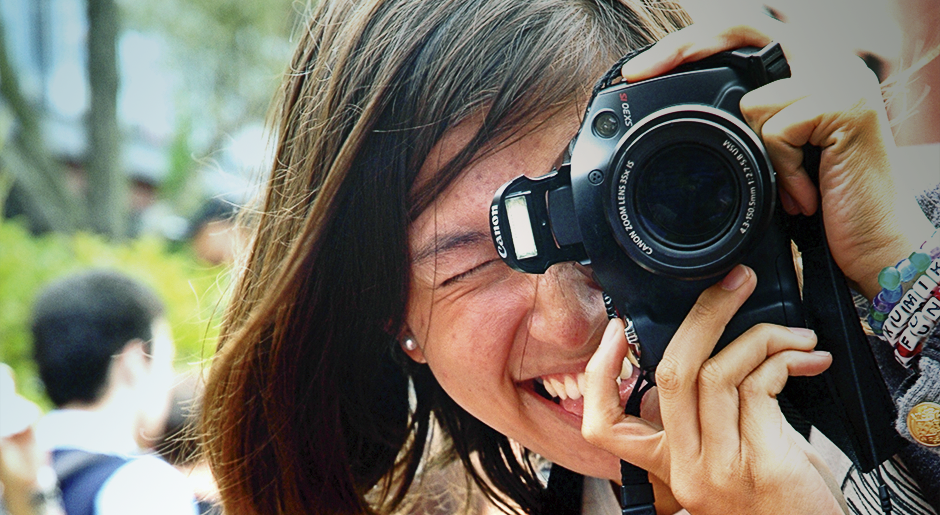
top-left (187, 199), bottom-right (244, 266)
top-left (677, 0), bottom-right (940, 146)
top-left (30, 270), bottom-right (198, 515)
top-left (884, 0), bottom-right (940, 147)
top-left (0, 364), bottom-right (63, 515)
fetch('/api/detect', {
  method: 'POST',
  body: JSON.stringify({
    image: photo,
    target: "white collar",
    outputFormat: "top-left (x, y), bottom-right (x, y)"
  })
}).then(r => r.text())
top-left (35, 409), bottom-right (142, 456)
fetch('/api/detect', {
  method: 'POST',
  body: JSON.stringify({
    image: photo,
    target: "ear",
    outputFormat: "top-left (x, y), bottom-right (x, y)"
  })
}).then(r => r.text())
top-left (112, 339), bottom-right (149, 387)
top-left (399, 334), bottom-right (427, 364)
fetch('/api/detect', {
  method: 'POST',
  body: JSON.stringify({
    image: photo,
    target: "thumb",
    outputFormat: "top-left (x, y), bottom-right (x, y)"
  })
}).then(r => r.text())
top-left (582, 318), bottom-right (668, 477)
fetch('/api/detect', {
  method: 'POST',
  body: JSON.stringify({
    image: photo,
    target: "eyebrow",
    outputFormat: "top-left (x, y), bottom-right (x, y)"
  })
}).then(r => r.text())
top-left (412, 230), bottom-right (492, 265)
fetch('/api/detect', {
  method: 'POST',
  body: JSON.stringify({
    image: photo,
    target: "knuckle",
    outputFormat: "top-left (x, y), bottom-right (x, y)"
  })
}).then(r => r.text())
top-left (742, 323), bottom-right (776, 344)
top-left (739, 365), bottom-right (786, 399)
top-left (654, 356), bottom-right (685, 396)
top-left (738, 374), bottom-right (763, 399)
top-left (580, 420), bottom-right (607, 446)
top-left (671, 482), bottom-right (708, 513)
top-left (687, 296), bottom-right (722, 322)
top-left (698, 358), bottom-right (728, 389)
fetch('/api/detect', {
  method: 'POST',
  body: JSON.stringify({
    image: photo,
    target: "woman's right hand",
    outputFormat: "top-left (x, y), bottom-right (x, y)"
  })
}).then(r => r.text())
top-left (581, 265), bottom-right (847, 515)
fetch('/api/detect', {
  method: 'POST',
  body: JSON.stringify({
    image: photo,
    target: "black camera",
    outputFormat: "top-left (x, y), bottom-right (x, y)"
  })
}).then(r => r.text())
top-left (490, 43), bottom-right (905, 473)
top-left (490, 44), bottom-right (802, 369)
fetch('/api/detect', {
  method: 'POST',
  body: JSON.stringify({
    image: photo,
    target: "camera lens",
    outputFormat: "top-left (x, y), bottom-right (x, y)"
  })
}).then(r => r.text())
top-left (634, 143), bottom-right (737, 247)
top-left (593, 111), bottom-right (619, 139)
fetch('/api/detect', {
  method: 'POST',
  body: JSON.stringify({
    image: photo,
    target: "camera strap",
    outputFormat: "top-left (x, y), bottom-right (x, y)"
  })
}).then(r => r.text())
top-left (781, 146), bottom-right (902, 512)
top-left (603, 293), bottom-right (658, 514)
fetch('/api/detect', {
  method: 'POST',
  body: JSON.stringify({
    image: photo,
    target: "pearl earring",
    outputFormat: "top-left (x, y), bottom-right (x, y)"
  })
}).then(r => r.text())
top-left (402, 336), bottom-right (418, 351)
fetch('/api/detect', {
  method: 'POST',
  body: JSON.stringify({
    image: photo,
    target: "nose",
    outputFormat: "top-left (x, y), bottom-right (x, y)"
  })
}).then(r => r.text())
top-left (525, 263), bottom-right (603, 350)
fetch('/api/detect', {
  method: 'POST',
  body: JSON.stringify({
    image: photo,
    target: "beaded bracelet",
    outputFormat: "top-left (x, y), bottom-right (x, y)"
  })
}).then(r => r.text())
top-left (868, 230), bottom-right (940, 367)
top-left (869, 252), bottom-right (937, 337)
top-left (894, 284), bottom-right (940, 366)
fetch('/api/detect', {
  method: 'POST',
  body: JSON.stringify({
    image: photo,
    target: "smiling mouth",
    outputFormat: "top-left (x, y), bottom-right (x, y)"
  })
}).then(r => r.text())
top-left (529, 359), bottom-right (637, 417)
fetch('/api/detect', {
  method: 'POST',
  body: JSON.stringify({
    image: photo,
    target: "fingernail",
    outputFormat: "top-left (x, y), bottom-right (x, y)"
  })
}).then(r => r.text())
top-left (788, 326), bottom-right (816, 339)
top-left (602, 318), bottom-right (623, 344)
top-left (798, 198), bottom-right (817, 217)
top-left (721, 265), bottom-right (750, 290)
top-left (810, 350), bottom-right (831, 359)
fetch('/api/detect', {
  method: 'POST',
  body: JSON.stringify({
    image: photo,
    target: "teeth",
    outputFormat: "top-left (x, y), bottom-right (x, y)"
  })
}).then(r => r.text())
top-left (620, 357), bottom-right (634, 380)
top-left (545, 376), bottom-right (567, 400)
top-left (541, 365), bottom-right (633, 402)
top-left (555, 377), bottom-right (568, 400)
top-left (543, 378), bottom-right (558, 398)
top-left (625, 346), bottom-right (640, 369)
top-left (565, 375), bottom-right (581, 400)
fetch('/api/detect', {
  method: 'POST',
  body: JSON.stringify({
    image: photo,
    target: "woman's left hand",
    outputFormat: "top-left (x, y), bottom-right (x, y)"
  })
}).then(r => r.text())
top-left (582, 266), bottom-right (846, 515)
top-left (620, 16), bottom-right (935, 298)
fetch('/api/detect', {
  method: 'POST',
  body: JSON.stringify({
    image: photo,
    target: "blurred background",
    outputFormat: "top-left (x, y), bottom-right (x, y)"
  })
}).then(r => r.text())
top-left (0, 0), bottom-right (299, 406)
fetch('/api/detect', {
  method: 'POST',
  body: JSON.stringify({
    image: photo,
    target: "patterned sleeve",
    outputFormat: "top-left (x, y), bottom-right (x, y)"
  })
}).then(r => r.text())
top-left (846, 179), bottom-right (940, 514)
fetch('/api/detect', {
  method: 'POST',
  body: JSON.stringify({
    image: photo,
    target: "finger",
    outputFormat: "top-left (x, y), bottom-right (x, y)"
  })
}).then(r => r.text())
top-left (737, 349), bottom-right (832, 446)
top-left (583, 318), bottom-right (666, 473)
top-left (740, 58), bottom-right (885, 216)
top-left (697, 324), bottom-right (817, 459)
top-left (737, 78), bottom-right (818, 215)
top-left (583, 319), bottom-right (633, 433)
top-left (755, 93), bottom-right (833, 216)
top-left (622, 17), bottom-right (783, 82)
top-left (739, 77), bottom-right (810, 138)
top-left (654, 264), bottom-right (756, 459)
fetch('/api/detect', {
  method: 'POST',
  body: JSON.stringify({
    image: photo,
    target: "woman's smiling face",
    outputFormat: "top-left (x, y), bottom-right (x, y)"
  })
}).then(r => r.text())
top-left (404, 110), bottom-right (632, 479)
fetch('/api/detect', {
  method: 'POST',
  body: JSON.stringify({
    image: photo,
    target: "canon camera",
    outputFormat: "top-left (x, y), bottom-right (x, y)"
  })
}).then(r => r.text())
top-left (490, 43), bottom-right (803, 370)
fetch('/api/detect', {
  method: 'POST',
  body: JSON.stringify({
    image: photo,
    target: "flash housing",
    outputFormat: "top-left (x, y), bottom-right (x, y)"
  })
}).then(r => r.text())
top-left (490, 169), bottom-right (587, 274)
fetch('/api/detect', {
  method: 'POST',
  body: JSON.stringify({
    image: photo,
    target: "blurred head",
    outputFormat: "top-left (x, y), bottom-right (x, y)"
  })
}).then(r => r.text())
top-left (188, 198), bottom-right (243, 265)
top-left (30, 270), bottom-right (175, 439)
top-left (202, 1), bottom-right (688, 513)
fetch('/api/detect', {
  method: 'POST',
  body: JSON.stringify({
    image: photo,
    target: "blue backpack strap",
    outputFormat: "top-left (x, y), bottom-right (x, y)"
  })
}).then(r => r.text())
top-left (52, 449), bottom-right (130, 515)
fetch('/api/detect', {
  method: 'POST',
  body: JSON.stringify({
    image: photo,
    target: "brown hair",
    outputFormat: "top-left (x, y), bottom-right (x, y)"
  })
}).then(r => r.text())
top-left (201, 1), bottom-right (689, 513)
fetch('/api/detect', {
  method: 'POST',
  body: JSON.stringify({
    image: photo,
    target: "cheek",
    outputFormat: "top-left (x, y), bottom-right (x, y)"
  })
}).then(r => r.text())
top-left (406, 280), bottom-right (532, 392)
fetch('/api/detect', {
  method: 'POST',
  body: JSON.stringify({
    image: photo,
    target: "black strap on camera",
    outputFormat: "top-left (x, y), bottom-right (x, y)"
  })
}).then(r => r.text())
top-left (780, 145), bottom-right (901, 513)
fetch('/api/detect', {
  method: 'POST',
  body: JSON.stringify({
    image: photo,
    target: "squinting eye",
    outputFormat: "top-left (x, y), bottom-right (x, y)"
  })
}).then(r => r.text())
top-left (440, 260), bottom-right (499, 287)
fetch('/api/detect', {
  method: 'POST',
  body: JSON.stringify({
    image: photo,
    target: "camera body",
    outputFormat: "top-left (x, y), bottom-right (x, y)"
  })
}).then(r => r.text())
top-left (491, 44), bottom-right (802, 369)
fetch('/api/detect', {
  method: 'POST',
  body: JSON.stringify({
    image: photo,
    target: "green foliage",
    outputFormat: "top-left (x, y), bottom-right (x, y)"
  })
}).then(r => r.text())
top-left (0, 217), bottom-right (230, 409)
top-left (117, 0), bottom-right (299, 147)
top-left (161, 116), bottom-right (205, 218)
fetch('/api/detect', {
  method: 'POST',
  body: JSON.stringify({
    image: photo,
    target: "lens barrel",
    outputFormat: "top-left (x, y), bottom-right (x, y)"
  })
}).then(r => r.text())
top-left (605, 105), bottom-right (775, 280)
